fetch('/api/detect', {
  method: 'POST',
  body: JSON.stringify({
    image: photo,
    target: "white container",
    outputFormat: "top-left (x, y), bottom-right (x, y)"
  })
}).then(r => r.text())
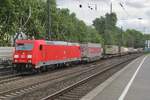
top-left (105, 45), bottom-right (119, 55)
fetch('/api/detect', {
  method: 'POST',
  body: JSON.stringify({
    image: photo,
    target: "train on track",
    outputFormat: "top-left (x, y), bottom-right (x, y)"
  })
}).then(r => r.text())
top-left (12, 39), bottom-right (142, 72)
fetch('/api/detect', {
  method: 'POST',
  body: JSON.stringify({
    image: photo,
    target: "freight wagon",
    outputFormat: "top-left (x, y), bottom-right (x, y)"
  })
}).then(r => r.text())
top-left (80, 43), bottom-right (103, 62)
top-left (0, 47), bottom-right (14, 65)
top-left (120, 47), bottom-right (129, 55)
top-left (105, 45), bottom-right (119, 55)
top-left (128, 47), bottom-right (136, 53)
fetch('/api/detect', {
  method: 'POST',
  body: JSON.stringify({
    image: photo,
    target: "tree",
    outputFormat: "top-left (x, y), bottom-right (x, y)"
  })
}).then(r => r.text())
top-left (0, 0), bottom-right (47, 45)
top-left (93, 12), bottom-right (145, 48)
top-left (0, 0), bottom-right (103, 46)
top-left (93, 13), bottom-right (118, 45)
top-left (124, 29), bottom-right (145, 48)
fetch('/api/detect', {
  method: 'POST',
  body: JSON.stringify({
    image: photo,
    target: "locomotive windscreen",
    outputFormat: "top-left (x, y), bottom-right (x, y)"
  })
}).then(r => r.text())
top-left (16, 43), bottom-right (33, 51)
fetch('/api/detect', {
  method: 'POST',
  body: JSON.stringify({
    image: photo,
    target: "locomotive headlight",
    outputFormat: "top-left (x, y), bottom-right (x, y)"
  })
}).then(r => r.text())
top-left (14, 55), bottom-right (19, 58)
top-left (27, 55), bottom-right (32, 59)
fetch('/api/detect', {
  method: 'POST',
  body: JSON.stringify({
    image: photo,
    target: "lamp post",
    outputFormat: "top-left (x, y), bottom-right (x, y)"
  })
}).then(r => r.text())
top-left (102, 0), bottom-right (113, 54)
top-left (110, 2), bottom-right (112, 13)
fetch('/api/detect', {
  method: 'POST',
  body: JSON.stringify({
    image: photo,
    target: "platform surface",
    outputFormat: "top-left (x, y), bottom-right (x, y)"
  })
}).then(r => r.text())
top-left (81, 55), bottom-right (150, 100)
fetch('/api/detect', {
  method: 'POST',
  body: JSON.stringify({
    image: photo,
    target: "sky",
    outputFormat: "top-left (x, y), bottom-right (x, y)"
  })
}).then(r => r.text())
top-left (57, 0), bottom-right (150, 34)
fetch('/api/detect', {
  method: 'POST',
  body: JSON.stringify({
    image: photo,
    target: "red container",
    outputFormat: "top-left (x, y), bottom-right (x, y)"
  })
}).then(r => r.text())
top-left (80, 43), bottom-right (103, 62)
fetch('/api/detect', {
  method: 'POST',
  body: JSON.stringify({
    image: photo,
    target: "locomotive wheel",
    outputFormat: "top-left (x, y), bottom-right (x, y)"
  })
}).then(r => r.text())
top-left (32, 68), bottom-right (41, 74)
top-left (41, 66), bottom-right (48, 72)
top-left (65, 62), bottom-right (70, 67)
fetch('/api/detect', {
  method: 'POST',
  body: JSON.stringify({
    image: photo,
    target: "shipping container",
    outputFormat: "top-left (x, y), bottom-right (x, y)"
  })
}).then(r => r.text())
top-left (105, 45), bottom-right (119, 55)
top-left (0, 47), bottom-right (14, 64)
top-left (80, 43), bottom-right (103, 61)
top-left (120, 47), bottom-right (129, 54)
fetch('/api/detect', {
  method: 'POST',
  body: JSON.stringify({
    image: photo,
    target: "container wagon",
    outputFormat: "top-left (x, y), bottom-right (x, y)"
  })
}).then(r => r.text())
top-left (0, 47), bottom-right (14, 65)
top-left (105, 45), bottom-right (119, 55)
top-left (80, 43), bottom-right (103, 62)
top-left (120, 47), bottom-right (129, 55)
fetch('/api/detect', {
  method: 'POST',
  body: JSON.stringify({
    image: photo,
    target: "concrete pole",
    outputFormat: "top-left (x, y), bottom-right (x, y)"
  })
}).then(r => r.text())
top-left (47, 0), bottom-right (51, 40)
top-left (110, 2), bottom-right (112, 14)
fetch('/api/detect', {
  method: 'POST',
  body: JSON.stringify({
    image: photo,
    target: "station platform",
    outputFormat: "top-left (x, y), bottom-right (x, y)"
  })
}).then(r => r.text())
top-left (81, 55), bottom-right (150, 100)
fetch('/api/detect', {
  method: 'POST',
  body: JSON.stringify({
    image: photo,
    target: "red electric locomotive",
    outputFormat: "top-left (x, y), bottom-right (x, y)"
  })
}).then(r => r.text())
top-left (13, 40), bottom-right (81, 72)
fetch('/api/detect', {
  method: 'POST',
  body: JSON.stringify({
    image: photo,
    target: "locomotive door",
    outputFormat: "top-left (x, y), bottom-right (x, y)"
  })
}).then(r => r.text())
top-left (39, 45), bottom-right (45, 62)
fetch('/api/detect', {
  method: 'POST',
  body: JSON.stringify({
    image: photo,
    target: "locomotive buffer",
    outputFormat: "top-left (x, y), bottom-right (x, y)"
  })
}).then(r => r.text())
top-left (81, 55), bottom-right (150, 100)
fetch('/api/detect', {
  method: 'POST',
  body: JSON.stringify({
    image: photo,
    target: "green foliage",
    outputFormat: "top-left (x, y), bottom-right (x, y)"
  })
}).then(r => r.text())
top-left (0, 0), bottom-right (47, 45)
top-left (124, 29), bottom-right (145, 48)
top-left (1, 0), bottom-right (146, 47)
top-left (93, 17), bottom-right (105, 34)
top-left (93, 13), bottom-right (118, 45)
top-left (52, 8), bottom-right (103, 43)
top-left (0, 0), bottom-right (103, 46)
top-left (144, 34), bottom-right (150, 40)
top-left (93, 12), bottom-right (145, 48)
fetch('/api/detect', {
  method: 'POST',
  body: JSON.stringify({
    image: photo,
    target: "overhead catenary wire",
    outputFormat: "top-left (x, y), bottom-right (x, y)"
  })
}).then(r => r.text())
top-left (22, 6), bottom-right (32, 28)
top-left (119, 2), bottom-right (130, 16)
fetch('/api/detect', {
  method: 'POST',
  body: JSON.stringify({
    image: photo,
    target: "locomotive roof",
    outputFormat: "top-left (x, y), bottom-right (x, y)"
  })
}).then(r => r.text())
top-left (80, 43), bottom-right (101, 48)
top-left (46, 41), bottom-right (80, 46)
top-left (16, 40), bottom-right (80, 46)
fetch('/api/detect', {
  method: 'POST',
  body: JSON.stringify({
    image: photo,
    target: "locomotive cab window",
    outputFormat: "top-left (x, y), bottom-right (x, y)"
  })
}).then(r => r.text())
top-left (16, 43), bottom-right (33, 51)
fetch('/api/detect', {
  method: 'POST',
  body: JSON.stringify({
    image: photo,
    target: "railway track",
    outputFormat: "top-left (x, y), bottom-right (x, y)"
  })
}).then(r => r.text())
top-left (0, 65), bottom-right (22, 85)
top-left (0, 70), bottom-right (13, 75)
top-left (0, 74), bottom-right (22, 85)
top-left (0, 59), bottom-right (110, 99)
top-left (0, 65), bottom-right (14, 75)
top-left (5, 54), bottom-right (141, 100)
top-left (41, 57), bottom-right (132, 100)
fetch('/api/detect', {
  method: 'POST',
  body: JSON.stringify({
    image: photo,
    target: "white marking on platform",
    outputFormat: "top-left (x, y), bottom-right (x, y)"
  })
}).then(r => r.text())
top-left (118, 56), bottom-right (147, 100)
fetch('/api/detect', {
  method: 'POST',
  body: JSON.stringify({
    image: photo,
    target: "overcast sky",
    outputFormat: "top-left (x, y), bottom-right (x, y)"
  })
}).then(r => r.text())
top-left (57, 0), bottom-right (150, 34)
